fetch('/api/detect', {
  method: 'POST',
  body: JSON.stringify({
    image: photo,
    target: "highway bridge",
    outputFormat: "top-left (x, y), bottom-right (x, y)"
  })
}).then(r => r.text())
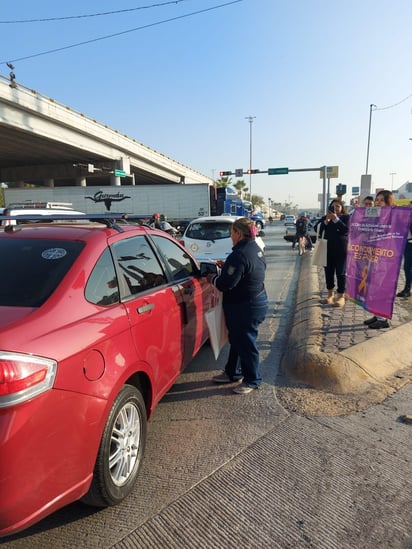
top-left (0, 73), bottom-right (213, 189)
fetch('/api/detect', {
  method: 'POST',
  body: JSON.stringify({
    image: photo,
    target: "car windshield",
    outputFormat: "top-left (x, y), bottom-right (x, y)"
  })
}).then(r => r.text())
top-left (186, 222), bottom-right (232, 241)
top-left (0, 238), bottom-right (85, 307)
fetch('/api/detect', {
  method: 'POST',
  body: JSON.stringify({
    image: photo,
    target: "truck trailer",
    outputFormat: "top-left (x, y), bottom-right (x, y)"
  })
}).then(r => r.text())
top-left (3, 183), bottom-right (264, 229)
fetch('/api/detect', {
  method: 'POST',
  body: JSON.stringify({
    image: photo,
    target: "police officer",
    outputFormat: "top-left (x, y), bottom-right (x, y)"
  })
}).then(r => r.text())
top-left (208, 217), bottom-right (268, 394)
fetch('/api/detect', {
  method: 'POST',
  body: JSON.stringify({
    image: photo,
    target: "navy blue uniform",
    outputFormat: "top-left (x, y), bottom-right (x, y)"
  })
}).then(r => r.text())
top-left (213, 239), bottom-right (268, 388)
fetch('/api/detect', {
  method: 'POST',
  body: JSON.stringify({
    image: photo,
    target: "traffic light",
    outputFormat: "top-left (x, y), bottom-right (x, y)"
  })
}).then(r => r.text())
top-left (336, 184), bottom-right (347, 195)
top-left (219, 171), bottom-right (233, 176)
top-left (246, 169), bottom-right (260, 174)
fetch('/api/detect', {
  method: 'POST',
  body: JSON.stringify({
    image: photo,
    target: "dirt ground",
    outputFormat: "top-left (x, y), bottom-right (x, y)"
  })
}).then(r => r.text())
top-left (275, 365), bottom-right (412, 417)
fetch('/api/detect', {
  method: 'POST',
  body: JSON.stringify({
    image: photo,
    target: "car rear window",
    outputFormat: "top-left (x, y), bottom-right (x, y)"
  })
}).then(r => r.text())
top-left (186, 222), bottom-right (232, 241)
top-left (0, 238), bottom-right (85, 307)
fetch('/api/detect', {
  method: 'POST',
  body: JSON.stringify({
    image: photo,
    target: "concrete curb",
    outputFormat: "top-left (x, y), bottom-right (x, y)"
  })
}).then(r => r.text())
top-left (281, 253), bottom-right (412, 400)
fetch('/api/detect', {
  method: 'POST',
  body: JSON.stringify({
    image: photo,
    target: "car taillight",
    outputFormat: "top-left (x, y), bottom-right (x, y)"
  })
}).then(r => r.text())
top-left (0, 352), bottom-right (57, 407)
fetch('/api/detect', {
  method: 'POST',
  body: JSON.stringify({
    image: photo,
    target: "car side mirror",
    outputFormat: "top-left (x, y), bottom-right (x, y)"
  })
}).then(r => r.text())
top-left (199, 261), bottom-right (218, 277)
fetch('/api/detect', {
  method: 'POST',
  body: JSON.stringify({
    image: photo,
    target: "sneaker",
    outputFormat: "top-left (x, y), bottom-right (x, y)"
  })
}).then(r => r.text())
top-left (368, 319), bottom-right (390, 329)
top-left (233, 383), bottom-right (258, 394)
top-left (363, 316), bottom-right (377, 325)
top-left (213, 372), bottom-right (242, 384)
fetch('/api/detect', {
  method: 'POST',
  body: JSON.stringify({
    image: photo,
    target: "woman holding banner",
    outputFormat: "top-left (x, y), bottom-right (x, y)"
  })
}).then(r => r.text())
top-left (363, 190), bottom-right (396, 329)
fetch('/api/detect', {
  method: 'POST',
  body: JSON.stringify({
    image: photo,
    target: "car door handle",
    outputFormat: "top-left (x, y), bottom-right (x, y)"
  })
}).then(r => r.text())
top-left (137, 303), bottom-right (154, 314)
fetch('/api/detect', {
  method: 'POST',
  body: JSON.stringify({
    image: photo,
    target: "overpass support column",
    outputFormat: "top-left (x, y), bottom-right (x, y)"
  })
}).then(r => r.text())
top-left (76, 177), bottom-right (87, 187)
top-left (45, 178), bottom-right (54, 188)
top-left (110, 175), bottom-right (121, 186)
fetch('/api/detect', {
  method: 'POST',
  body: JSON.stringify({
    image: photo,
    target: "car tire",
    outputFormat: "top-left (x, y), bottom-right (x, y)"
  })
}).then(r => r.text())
top-left (82, 384), bottom-right (147, 507)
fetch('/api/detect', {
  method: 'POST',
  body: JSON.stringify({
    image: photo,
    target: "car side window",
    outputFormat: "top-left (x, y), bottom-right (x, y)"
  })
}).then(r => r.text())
top-left (152, 236), bottom-right (195, 281)
top-left (112, 236), bottom-right (166, 297)
top-left (85, 248), bottom-right (119, 306)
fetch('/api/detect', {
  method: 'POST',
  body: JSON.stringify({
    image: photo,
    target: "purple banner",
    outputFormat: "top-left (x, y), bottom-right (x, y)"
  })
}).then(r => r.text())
top-left (346, 206), bottom-right (412, 318)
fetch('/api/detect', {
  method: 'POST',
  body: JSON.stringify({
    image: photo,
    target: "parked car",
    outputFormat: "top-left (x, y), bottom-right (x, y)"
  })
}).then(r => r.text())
top-left (284, 214), bottom-right (296, 226)
top-left (0, 213), bottom-right (218, 537)
top-left (181, 215), bottom-right (265, 262)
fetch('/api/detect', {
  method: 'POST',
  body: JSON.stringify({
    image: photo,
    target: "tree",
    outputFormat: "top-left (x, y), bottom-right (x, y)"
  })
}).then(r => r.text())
top-left (215, 176), bottom-right (231, 188)
top-left (233, 179), bottom-right (248, 196)
top-left (251, 194), bottom-right (265, 208)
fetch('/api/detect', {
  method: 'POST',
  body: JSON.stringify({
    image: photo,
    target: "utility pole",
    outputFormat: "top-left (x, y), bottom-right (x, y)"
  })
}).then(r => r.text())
top-left (245, 116), bottom-right (255, 200)
top-left (365, 104), bottom-right (376, 175)
top-left (389, 172), bottom-right (396, 191)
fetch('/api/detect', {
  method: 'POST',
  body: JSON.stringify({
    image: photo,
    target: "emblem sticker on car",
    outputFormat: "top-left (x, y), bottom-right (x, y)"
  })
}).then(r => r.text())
top-left (41, 248), bottom-right (68, 260)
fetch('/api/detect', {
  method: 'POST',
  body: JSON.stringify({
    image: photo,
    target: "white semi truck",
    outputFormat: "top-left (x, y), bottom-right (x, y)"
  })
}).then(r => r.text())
top-left (3, 183), bottom-right (265, 229)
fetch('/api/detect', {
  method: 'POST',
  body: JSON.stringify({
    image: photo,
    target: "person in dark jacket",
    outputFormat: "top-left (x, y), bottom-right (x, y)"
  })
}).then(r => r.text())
top-left (208, 217), bottom-right (268, 394)
top-left (396, 200), bottom-right (412, 298)
top-left (319, 199), bottom-right (350, 307)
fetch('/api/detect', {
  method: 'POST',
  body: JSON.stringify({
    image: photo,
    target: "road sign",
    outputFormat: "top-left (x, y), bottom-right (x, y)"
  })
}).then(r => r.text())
top-left (114, 169), bottom-right (126, 177)
top-left (268, 167), bottom-right (289, 175)
top-left (336, 184), bottom-right (347, 195)
top-left (352, 186), bottom-right (360, 195)
top-left (320, 166), bottom-right (339, 178)
top-left (235, 169), bottom-right (244, 177)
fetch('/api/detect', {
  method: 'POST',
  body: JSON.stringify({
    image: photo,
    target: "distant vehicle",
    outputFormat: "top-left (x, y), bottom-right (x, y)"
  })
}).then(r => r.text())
top-left (1, 202), bottom-right (85, 226)
top-left (181, 215), bottom-right (265, 262)
top-left (0, 212), bottom-right (218, 537)
top-left (284, 215), bottom-right (296, 226)
top-left (4, 185), bottom-right (265, 229)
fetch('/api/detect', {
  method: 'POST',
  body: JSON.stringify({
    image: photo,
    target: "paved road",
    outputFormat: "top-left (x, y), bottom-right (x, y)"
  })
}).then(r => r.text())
top-left (2, 224), bottom-right (411, 548)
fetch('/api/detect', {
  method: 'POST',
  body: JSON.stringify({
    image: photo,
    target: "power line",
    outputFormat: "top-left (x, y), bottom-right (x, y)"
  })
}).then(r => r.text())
top-left (0, 0), bottom-right (190, 24)
top-left (1, 0), bottom-right (242, 65)
top-left (374, 93), bottom-right (412, 111)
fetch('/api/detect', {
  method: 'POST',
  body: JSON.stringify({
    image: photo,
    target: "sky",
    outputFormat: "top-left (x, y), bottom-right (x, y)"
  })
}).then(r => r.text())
top-left (1, 0), bottom-right (411, 210)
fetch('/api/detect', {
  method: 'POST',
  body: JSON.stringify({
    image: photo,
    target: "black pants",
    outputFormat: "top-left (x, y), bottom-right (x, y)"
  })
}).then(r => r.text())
top-left (324, 247), bottom-right (346, 294)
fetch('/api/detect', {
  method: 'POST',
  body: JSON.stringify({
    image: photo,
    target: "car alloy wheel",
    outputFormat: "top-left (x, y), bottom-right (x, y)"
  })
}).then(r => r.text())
top-left (82, 384), bottom-right (147, 507)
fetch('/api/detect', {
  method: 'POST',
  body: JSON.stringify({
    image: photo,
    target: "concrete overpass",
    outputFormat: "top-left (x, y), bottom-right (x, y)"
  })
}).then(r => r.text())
top-left (0, 73), bottom-right (213, 188)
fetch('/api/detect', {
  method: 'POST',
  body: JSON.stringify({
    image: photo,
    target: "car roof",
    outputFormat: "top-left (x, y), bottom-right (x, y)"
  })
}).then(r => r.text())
top-left (0, 221), bottom-right (147, 239)
top-left (0, 214), bottom-right (157, 239)
top-left (188, 215), bottom-right (243, 224)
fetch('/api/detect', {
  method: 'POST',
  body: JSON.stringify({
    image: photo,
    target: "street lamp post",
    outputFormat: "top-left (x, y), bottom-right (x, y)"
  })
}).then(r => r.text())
top-left (365, 104), bottom-right (377, 175)
top-left (390, 172), bottom-right (396, 191)
top-left (245, 115), bottom-right (255, 200)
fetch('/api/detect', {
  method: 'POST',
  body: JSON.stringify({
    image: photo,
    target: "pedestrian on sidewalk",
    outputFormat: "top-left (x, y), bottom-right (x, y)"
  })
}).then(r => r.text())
top-left (319, 199), bottom-right (350, 307)
top-left (396, 200), bottom-right (412, 298)
top-left (207, 217), bottom-right (268, 394)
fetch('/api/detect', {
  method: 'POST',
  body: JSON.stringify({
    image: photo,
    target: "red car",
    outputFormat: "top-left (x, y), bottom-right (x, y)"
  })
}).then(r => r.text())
top-left (0, 214), bottom-right (217, 537)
